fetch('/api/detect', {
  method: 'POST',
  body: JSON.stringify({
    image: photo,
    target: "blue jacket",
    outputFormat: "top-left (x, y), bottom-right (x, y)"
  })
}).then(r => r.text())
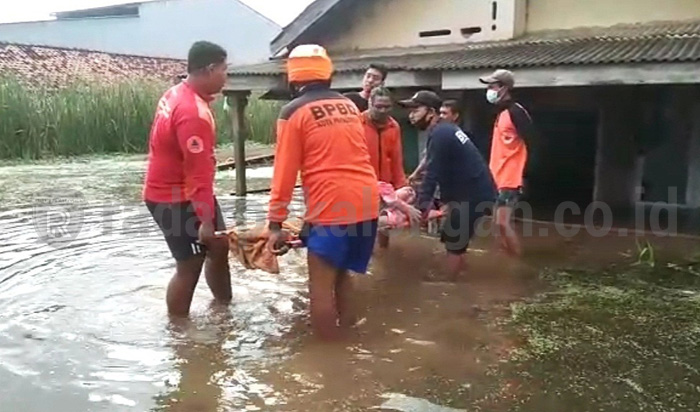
top-left (418, 120), bottom-right (497, 211)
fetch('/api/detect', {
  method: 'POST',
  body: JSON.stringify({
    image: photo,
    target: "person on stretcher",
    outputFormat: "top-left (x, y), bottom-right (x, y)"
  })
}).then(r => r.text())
top-left (377, 181), bottom-right (445, 231)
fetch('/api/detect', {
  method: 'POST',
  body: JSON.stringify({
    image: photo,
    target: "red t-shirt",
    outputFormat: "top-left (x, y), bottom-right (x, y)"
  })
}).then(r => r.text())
top-left (142, 81), bottom-right (217, 224)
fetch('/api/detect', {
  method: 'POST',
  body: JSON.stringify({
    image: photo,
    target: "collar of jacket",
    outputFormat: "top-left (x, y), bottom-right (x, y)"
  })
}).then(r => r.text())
top-left (361, 111), bottom-right (398, 130)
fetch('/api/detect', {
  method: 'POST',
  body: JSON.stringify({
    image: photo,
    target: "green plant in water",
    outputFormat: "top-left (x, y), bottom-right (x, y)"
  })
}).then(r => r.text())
top-left (633, 238), bottom-right (656, 268)
top-left (0, 75), bottom-right (280, 160)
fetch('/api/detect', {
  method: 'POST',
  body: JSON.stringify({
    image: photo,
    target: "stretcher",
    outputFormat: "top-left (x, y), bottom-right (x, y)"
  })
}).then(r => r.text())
top-left (218, 182), bottom-right (446, 274)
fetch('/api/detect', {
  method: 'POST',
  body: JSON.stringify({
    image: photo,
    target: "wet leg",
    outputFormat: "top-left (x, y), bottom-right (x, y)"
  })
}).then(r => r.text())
top-left (496, 206), bottom-right (521, 257)
top-left (335, 269), bottom-right (356, 328)
top-left (204, 237), bottom-right (232, 304)
top-left (168, 255), bottom-right (205, 318)
top-left (446, 251), bottom-right (465, 279)
top-left (308, 252), bottom-right (342, 341)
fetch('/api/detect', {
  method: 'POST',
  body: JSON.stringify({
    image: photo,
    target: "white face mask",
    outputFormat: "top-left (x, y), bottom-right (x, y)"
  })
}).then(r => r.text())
top-left (486, 89), bottom-right (500, 104)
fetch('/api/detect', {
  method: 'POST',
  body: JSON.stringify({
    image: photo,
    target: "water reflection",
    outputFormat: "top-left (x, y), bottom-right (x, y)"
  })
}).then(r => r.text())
top-left (154, 309), bottom-right (231, 412)
top-left (1, 158), bottom-right (698, 411)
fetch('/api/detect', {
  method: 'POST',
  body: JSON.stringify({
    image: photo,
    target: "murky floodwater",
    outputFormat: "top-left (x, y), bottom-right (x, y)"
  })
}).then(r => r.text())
top-left (1, 155), bottom-right (698, 411)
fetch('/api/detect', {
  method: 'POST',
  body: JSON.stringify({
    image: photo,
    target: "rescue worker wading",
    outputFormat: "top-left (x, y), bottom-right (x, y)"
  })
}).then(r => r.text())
top-left (400, 91), bottom-right (497, 278)
top-left (361, 86), bottom-right (408, 249)
top-left (265, 45), bottom-right (380, 341)
top-left (143, 41), bottom-right (231, 318)
top-left (480, 69), bottom-right (532, 257)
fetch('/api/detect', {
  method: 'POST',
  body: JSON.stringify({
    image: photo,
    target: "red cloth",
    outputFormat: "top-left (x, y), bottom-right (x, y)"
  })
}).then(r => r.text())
top-left (142, 81), bottom-right (217, 224)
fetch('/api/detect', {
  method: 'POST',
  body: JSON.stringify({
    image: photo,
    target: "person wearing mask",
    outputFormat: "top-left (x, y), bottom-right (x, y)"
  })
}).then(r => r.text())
top-left (265, 44), bottom-right (380, 341)
top-left (344, 64), bottom-right (389, 112)
top-left (361, 86), bottom-right (408, 249)
top-left (479, 69), bottom-right (533, 257)
top-left (399, 91), bottom-right (496, 277)
top-left (408, 99), bottom-right (463, 184)
top-left (143, 41), bottom-right (232, 317)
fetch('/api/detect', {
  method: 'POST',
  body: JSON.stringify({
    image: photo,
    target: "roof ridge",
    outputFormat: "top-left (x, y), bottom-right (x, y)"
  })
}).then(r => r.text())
top-left (0, 41), bottom-right (186, 61)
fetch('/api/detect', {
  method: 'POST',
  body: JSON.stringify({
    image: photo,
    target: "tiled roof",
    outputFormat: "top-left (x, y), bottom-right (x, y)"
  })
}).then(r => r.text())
top-left (0, 42), bottom-right (186, 88)
top-left (230, 19), bottom-right (700, 76)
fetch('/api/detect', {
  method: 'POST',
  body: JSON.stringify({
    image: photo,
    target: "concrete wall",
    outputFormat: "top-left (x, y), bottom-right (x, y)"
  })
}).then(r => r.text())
top-left (527, 0), bottom-right (700, 33)
top-left (326, 0), bottom-right (525, 52)
top-left (0, 0), bottom-right (280, 63)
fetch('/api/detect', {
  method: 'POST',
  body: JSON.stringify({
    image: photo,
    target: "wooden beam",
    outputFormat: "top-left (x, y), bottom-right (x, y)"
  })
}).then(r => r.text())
top-left (217, 153), bottom-right (274, 171)
top-left (442, 62), bottom-right (700, 90)
top-left (224, 69), bottom-right (442, 94)
top-left (227, 92), bottom-right (250, 196)
top-left (224, 74), bottom-right (286, 92)
top-left (332, 70), bottom-right (442, 90)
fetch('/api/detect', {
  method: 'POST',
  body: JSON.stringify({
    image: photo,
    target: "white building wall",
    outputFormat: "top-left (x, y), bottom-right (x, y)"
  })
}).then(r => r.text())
top-left (0, 0), bottom-right (280, 64)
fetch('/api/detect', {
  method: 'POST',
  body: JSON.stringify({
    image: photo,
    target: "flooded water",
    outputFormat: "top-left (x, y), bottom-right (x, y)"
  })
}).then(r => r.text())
top-left (0, 155), bottom-right (697, 411)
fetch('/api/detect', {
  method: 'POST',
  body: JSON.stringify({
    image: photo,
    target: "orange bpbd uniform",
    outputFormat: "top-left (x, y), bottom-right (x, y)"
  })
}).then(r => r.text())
top-left (489, 108), bottom-right (528, 190)
top-left (268, 89), bottom-right (379, 225)
top-left (361, 111), bottom-right (407, 189)
top-left (267, 46), bottom-right (379, 227)
top-left (268, 45), bottom-right (378, 274)
top-left (143, 81), bottom-right (217, 224)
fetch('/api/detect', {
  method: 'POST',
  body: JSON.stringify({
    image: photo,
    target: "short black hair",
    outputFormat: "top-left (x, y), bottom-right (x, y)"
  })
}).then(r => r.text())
top-left (368, 64), bottom-right (389, 81)
top-left (441, 99), bottom-right (461, 117)
top-left (187, 41), bottom-right (227, 73)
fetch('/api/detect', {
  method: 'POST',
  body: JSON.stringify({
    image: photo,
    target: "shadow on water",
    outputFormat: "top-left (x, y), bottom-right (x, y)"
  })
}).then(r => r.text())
top-left (1, 157), bottom-right (700, 411)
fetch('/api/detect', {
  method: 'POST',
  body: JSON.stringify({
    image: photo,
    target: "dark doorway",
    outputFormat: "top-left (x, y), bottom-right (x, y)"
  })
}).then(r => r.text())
top-left (525, 110), bottom-right (598, 212)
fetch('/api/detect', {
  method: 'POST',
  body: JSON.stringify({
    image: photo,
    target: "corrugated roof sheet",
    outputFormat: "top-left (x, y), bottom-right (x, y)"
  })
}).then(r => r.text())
top-left (230, 19), bottom-right (700, 76)
top-left (0, 42), bottom-right (186, 88)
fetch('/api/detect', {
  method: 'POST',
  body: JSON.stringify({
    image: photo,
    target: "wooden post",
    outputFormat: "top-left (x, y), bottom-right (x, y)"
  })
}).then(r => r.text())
top-left (228, 92), bottom-right (250, 196)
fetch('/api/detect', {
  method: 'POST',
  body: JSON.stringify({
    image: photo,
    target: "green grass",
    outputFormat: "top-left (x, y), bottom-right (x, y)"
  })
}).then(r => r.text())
top-left (0, 75), bottom-right (280, 160)
top-left (476, 257), bottom-right (700, 411)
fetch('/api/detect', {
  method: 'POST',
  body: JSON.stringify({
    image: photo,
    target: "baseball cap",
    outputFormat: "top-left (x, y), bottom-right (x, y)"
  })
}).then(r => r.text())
top-left (398, 90), bottom-right (442, 111)
top-left (479, 69), bottom-right (515, 88)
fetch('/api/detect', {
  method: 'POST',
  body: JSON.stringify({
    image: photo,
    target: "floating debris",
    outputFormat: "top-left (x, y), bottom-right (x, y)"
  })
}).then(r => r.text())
top-left (372, 393), bottom-right (466, 412)
top-left (405, 338), bottom-right (436, 346)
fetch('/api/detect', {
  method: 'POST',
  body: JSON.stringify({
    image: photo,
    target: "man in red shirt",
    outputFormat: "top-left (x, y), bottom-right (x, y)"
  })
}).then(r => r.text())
top-left (361, 86), bottom-right (407, 249)
top-left (143, 41), bottom-right (231, 317)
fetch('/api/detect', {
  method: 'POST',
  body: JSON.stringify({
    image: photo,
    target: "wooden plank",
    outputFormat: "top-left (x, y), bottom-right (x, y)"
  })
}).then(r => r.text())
top-left (225, 69), bottom-right (441, 94)
top-left (224, 74), bottom-right (286, 92)
top-left (230, 184), bottom-right (302, 197)
top-left (442, 62), bottom-right (700, 90)
top-left (217, 153), bottom-right (275, 171)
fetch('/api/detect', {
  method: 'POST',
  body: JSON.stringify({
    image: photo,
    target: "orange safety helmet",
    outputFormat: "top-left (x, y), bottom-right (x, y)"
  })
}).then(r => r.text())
top-left (286, 44), bottom-right (333, 83)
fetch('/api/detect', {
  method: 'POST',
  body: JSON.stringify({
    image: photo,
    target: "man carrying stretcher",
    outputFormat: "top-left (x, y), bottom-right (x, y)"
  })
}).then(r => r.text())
top-left (264, 44), bottom-right (380, 341)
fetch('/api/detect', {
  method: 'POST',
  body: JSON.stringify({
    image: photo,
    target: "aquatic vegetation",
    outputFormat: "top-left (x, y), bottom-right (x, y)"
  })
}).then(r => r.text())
top-left (481, 259), bottom-right (700, 411)
top-left (0, 75), bottom-right (281, 160)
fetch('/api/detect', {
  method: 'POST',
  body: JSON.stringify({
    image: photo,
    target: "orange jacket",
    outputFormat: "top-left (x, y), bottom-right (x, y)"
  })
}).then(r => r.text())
top-left (361, 112), bottom-right (407, 189)
top-left (490, 104), bottom-right (529, 190)
top-left (268, 85), bottom-right (379, 226)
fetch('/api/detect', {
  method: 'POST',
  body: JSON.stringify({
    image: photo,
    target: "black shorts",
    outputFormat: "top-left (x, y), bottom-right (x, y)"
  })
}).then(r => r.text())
top-left (146, 199), bottom-right (226, 261)
top-left (440, 201), bottom-right (484, 255)
top-left (496, 188), bottom-right (522, 207)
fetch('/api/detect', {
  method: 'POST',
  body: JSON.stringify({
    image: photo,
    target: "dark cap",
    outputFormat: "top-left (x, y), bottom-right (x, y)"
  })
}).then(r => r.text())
top-left (398, 90), bottom-right (442, 111)
top-left (479, 69), bottom-right (515, 88)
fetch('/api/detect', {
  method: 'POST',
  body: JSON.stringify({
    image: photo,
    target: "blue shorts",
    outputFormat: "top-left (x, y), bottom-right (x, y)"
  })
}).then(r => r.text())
top-left (300, 219), bottom-right (378, 274)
